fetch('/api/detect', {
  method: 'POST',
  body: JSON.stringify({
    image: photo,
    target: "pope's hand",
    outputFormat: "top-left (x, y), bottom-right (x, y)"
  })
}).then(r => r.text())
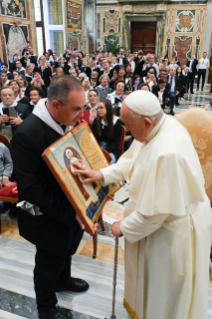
top-left (111, 221), bottom-right (122, 237)
top-left (76, 214), bottom-right (98, 236)
top-left (73, 160), bottom-right (104, 183)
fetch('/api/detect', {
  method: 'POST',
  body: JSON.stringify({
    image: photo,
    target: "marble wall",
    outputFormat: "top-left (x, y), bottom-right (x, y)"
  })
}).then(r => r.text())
top-left (0, 0), bottom-right (36, 64)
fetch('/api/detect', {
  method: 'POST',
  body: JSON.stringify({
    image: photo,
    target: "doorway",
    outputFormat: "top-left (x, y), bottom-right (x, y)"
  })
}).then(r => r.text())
top-left (131, 22), bottom-right (156, 54)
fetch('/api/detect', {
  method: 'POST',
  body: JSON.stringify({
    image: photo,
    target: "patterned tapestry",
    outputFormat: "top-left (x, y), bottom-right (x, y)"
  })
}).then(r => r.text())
top-left (67, 1), bottom-right (82, 29)
top-left (2, 23), bottom-right (28, 63)
top-left (103, 10), bottom-right (121, 33)
top-left (0, 0), bottom-right (26, 19)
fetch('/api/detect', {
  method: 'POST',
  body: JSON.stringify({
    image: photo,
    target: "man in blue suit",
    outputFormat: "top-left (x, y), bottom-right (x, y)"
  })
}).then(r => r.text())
top-left (187, 55), bottom-right (198, 94)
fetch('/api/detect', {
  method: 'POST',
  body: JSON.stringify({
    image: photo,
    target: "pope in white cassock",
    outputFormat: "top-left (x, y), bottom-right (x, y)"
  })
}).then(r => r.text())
top-left (74, 90), bottom-right (212, 319)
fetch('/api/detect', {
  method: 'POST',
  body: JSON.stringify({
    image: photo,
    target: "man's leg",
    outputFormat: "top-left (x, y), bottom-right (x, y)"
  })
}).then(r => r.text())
top-left (201, 70), bottom-right (206, 91)
top-left (56, 224), bottom-right (84, 291)
top-left (197, 71), bottom-right (201, 90)
top-left (169, 93), bottom-right (175, 115)
top-left (34, 248), bottom-right (67, 313)
top-left (190, 74), bottom-right (195, 93)
top-left (187, 73), bottom-right (191, 92)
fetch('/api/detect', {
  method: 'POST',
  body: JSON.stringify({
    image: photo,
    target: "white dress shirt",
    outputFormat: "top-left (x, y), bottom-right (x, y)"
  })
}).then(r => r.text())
top-left (198, 58), bottom-right (209, 70)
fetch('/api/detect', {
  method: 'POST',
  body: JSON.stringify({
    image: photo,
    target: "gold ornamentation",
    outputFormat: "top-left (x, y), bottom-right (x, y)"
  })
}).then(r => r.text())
top-left (123, 299), bottom-right (140, 319)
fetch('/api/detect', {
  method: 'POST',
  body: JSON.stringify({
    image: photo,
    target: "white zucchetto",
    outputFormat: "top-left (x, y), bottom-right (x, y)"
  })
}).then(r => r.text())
top-left (124, 90), bottom-right (161, 116)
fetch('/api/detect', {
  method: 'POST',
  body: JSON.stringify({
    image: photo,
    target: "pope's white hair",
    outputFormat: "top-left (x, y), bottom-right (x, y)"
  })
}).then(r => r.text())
top-left (129, 109), bottom-right (163, 123)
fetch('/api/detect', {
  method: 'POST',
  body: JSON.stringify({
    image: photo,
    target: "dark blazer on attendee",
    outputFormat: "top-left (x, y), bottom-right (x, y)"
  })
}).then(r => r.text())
top-left (11, 114), bottom-right (80, 254)
top-left (167, 75), bottom-right (181, 93)
top-left (12, 102), bottom-right (31, 135)
top-left (186, 59), bottom-right (198, 74)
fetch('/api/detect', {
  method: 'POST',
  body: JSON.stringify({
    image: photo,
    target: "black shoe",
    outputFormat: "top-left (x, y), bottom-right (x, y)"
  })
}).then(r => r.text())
top-left (190, 92), bottom-right (194, 94)
top-left (38, 305), bottom-right (72, 319)
top-left (56, 277), bottom-right (89, 293)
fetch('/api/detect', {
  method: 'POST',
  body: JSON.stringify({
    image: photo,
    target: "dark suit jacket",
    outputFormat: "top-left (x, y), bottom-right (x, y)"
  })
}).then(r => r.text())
top-left (167, 75), bottom-right (180, 93)
top-left (152, 86), bottom-right (169, 108)
top-left (12, 102), bottom-right (31, 135)
top-left (11, 114), bottom-right (79, 253)
top-left (186, 59), bottom-right (198, 74)
top-left (117, 56), bottom-right (129, 66)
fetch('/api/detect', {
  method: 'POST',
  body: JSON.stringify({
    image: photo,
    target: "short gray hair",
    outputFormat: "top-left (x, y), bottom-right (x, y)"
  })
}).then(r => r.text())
top-left (48, 75), bottom-right (83, 103)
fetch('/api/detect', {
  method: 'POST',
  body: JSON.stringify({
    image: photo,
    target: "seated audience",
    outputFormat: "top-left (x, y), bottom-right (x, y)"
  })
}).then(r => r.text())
top-left (92, 99), bottom-right (122, 164)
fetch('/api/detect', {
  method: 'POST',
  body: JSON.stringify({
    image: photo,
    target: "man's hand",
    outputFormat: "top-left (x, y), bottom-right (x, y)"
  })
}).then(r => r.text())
top-left (111, 221), bottom-right (122, 237)
top-left (76, 214), bottom-right (98, 236)
top-left (1, 178), bottom-right (15, 188)
top-left (175, 91), bottom-right (179, 96)
top-left (0, 114), bottom-right (9, 125)
top-left (73, 160), bottom-right (104, 183)
top-left (10, 113), bottom-right (23, 126)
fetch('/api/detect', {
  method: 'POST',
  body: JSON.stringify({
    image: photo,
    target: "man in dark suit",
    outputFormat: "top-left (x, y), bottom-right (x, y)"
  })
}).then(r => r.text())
top-left (11, 76), bottom-right (97, 319)
top-left (117, 49), bottom-right (129, 66)
top-left (0, 87), bottom-right (31, 140)
top-left (187, 55), bottom-right (198, 94)
top-left (167, 67), bottom-right (180, 115)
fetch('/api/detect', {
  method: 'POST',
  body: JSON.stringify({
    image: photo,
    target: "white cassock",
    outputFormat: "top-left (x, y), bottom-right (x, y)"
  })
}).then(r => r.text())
top-left (100, 113), bottom-right (212, 319)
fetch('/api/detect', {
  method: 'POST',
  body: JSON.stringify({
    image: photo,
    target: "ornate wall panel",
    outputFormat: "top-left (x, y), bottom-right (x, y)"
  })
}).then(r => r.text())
top-left (197, 9), bottom-right (204, 33)
top-left (67, 1), bottom-right (82, 29)
top-left (0, 0), bottom-right (27, 19)
top-left (163, 5), bottom-right (207, 64)
top-left (175, 10), bottom-right (195, 33)
top-left (103, 10), bottom-right (121, 33)
top-left (167, 9), bottom-right (173, 34)
top-left (173, 36), bottom-right (192, 66)
top-left (97, 11), bottom-right (101, 46)
top-left (165, 36), bottom-right (171, 58)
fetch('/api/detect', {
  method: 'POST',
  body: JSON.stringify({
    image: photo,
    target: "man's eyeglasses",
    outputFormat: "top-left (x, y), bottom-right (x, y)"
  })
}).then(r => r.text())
top-left (57, 100), bottom-right (84, 115)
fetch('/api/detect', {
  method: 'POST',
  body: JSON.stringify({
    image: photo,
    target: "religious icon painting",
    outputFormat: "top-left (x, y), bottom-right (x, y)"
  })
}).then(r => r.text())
top-left (0, 0), bottom-right (27, 19)
top-left (43, 123), bottom-right (120, 234)
top-left (2, 23), bottom-right (28, 63)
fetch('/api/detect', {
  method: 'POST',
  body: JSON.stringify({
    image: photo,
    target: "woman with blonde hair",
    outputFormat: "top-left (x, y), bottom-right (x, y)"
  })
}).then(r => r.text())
top-left (55, 68), bottom-right (64, 76)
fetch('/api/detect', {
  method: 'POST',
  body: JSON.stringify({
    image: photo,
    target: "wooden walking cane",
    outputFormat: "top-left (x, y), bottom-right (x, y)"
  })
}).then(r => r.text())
top-left (110, 236), bottom-right (119, 319)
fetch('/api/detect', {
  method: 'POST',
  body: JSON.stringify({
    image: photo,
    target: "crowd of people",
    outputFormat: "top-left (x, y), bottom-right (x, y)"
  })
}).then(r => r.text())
top-left (0, 44), bottom-right (210, 165)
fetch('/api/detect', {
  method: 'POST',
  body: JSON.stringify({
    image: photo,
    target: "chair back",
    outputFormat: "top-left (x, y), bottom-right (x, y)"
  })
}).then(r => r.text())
top-left (175, 107), bottom-right (212, 201)
top-left (101, 148), bottom-right (112, 163)
top-left (0, 134), bottom-right (10, 149)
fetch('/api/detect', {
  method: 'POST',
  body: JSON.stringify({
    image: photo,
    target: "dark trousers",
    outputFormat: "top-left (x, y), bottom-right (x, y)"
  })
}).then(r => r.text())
top-left (34, 224), bottom-right (83, 312)
top-left (187, 72), bottom-right (195, 93)
top-left (197, 69), bottom-right (206, 90)
top-left (169, 92), bottom-right (175, 115)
